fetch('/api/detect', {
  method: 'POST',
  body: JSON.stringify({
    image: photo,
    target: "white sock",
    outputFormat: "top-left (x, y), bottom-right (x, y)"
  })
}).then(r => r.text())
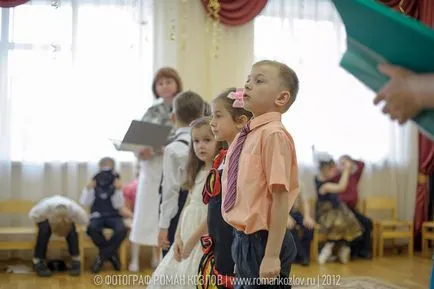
top-left (318, 242), bottom-right (334, 264)
top-left (152, 247), bottom-right (161, 263)
top-left (32, 258), bottom-right (41, 264)
top-left (324, 242), bottom-right (334, 251)
top-left (71, 256), bottom-right (81, 261)
top-left (130, 243), bottom-right (140, 267)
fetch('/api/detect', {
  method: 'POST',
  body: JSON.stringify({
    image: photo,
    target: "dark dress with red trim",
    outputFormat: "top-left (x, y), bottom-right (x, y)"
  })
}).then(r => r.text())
top-left (198, 149), bottom-right (234, 289)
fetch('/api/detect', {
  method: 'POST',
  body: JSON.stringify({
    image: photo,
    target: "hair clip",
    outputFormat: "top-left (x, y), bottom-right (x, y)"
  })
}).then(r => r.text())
top-left (227, 88), bottom-right (245, 108)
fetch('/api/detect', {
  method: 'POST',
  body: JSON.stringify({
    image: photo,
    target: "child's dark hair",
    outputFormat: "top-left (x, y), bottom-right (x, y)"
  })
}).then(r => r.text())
top-left (212, 87), bottom-right (253, 121)
top-left (99, 157), bottom-right (115, 168)
top-left (185, 117), bottom-right (225, 190)
top-left (203, 101), bottom-right (212, 117)
top-left (151, 67), bottom-right (183, 99)
top-left (319, 160), bottom-right (336, 171)
top-left (174, 90), bottom-right (206, 125)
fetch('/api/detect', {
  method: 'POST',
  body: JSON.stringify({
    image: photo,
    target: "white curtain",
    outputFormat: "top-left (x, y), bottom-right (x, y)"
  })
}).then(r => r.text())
top-left (253, 0), bottom-right (418, 221)
top-left (0, 0), bottom-right (153, 209)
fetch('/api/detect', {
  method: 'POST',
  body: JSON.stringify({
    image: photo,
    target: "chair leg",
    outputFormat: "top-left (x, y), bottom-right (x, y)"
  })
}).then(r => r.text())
top-left (391, 238), bottom-right (396, 254)
top-left (379, 226), bottom-right (384, 258)
top-left (408, 225), bottom-right (414, 257)
top-left (120, 241), bottom-right (127, 271)
top-left (422, 227), bottom-right (428, 258)
top-left (372, 224), bottom-right (377, 259)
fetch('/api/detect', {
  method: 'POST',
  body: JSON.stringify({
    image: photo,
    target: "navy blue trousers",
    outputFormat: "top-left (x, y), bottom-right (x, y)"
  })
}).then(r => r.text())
top-left (289, 211), bottom-right (314, 261)
top-left (34, 220), bottom-right (79, 259)
top-left (87, 216), bottom-right (127, 260)
top-left (231, 230), bottom-right (296, 289)
top-left (162, 189), bottom-right (189, 257)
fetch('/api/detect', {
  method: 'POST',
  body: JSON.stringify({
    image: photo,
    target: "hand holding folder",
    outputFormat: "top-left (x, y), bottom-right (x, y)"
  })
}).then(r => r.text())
top-left (373, 63), bottom-right (433, 124)
top-left (331, 0), bottom-right (434, 140)
top-left (111, 120), bottom-right (172, 153)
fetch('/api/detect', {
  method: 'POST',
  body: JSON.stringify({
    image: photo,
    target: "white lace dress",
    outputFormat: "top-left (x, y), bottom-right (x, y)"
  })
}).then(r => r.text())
top-left (147, 168), bottom-right (208, 289)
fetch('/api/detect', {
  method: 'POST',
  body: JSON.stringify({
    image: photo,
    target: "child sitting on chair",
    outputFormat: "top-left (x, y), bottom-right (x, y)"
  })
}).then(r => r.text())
top-left (80, 157), bottom-right (128, 273)
top-left (29, 195), bottom-right (89, 277)
top-left (313, 152), bottom-right (364, 264)
top-left (287, 182), bottom-right (315, 266)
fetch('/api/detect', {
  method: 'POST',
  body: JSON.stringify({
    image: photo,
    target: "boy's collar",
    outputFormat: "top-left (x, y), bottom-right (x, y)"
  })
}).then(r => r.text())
top-left (176, 126), bottom-right (191, 132)
top-left (249, 112), bottom-right (282, 130)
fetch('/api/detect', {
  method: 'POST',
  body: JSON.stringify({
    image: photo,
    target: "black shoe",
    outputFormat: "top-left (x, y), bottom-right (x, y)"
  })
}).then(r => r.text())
top-left (301, 255), bottom-right (310, 266)
top-left (92, 256), bottom-right (104, 273)
top-left (358, 250), bottom-right (372, 260)
top-left (69, 260), bottom-right (81, 276)
top-left (109, 254), bottom-right (121, 271)
top-left (33, 260), bottom-right (53, 277)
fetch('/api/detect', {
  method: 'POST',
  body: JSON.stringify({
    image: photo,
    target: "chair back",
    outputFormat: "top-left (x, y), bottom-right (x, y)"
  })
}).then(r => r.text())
top-left (363, 196), bottom-right (397, 220)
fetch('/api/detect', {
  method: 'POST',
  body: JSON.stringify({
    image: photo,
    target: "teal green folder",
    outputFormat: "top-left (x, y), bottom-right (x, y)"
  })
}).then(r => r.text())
top-left (331, 0), bottom-right (434, 140)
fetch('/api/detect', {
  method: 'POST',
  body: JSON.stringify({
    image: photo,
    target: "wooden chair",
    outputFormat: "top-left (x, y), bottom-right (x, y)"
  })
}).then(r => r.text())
top-left (422, 221), bottom-right (434, 258)
top-left (363, 196), bottom-right (413, 258)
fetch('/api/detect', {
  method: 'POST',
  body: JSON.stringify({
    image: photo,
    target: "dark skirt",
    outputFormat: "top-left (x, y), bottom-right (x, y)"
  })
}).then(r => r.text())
top-left (197, 236), bottom-right (218, 289)
top-left (316, 201), bottom-right (363, 242)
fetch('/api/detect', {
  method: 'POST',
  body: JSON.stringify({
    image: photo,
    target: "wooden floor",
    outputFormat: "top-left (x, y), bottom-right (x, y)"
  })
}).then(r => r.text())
top-left (0, 255), bottom-right (431, 289)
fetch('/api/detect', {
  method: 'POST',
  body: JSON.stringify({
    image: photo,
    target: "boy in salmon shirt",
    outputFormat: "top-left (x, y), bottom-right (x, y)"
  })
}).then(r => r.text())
top-left (221, 60), bottom-right (299, 288)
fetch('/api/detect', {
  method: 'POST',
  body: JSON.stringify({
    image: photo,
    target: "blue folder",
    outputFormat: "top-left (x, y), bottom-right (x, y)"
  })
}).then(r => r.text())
top-left (331, 0), bottom-right (434, 140)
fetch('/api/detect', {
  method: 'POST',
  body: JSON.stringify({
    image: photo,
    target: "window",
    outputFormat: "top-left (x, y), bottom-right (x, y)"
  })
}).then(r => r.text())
top-left (3, 0), bottom-right (154, 162)
top-left (254, 9), bottom-right (391, 164)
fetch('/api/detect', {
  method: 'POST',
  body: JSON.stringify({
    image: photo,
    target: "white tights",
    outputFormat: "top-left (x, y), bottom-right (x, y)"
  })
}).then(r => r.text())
top-left (129, 243), bottom-right (161, 272)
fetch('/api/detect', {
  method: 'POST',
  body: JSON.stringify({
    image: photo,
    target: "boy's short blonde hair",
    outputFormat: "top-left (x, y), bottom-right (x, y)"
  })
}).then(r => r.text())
top-left (48, 204), bottom-right (73, 237)
top-left (253, 60), bottom-right (299, 112)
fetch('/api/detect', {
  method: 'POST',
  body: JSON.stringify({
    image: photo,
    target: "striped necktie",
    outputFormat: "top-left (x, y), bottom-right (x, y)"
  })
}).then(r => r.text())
top-left (223, 123), bottom-right (250, 212)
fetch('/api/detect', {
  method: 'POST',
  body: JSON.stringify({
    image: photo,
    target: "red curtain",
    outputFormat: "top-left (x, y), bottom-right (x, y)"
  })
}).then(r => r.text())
top-left (419, 0), bottom-right (434, 28)
top-left (380, 0), bottom-right (434, 236)
top-left (377, 0), bottom-right (418, 16)
top-left (415, 134), bottom-right (434, 235)
top-left (201, 0), bottom-right (268, 26)
top-left (414, 0), bottom-right (434, 236)
top-left (0, 0), bottom-right (29, 8)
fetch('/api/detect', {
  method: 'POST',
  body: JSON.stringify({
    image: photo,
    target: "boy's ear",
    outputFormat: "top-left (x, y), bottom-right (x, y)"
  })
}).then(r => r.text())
top-left (275, 91), bottom-right (291, 108)
top-left (236, 115), bottom-right (249, 129)
top-left (170, 112), bottom-right (176, 123)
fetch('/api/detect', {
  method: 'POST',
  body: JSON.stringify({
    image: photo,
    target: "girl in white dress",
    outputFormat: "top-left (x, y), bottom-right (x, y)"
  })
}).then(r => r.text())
top-left (129, 67), bottom-right (183, 272)
top-left (148, 117), bottom-right (223, 289)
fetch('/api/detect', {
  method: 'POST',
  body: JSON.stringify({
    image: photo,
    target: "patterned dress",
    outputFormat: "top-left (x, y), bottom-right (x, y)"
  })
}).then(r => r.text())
top-left (315, 177), bottom-right (364, 242)
top-left (129, 102), bottom-right (174, 246)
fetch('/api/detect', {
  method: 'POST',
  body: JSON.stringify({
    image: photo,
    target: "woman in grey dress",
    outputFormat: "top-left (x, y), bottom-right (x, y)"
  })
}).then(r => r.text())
top-left (129, 67), bottom-right (183, 272)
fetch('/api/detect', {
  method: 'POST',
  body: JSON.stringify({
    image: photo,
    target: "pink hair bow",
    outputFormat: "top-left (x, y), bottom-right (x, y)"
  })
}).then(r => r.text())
top-left (227, 89), bottom-right (245, 108)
